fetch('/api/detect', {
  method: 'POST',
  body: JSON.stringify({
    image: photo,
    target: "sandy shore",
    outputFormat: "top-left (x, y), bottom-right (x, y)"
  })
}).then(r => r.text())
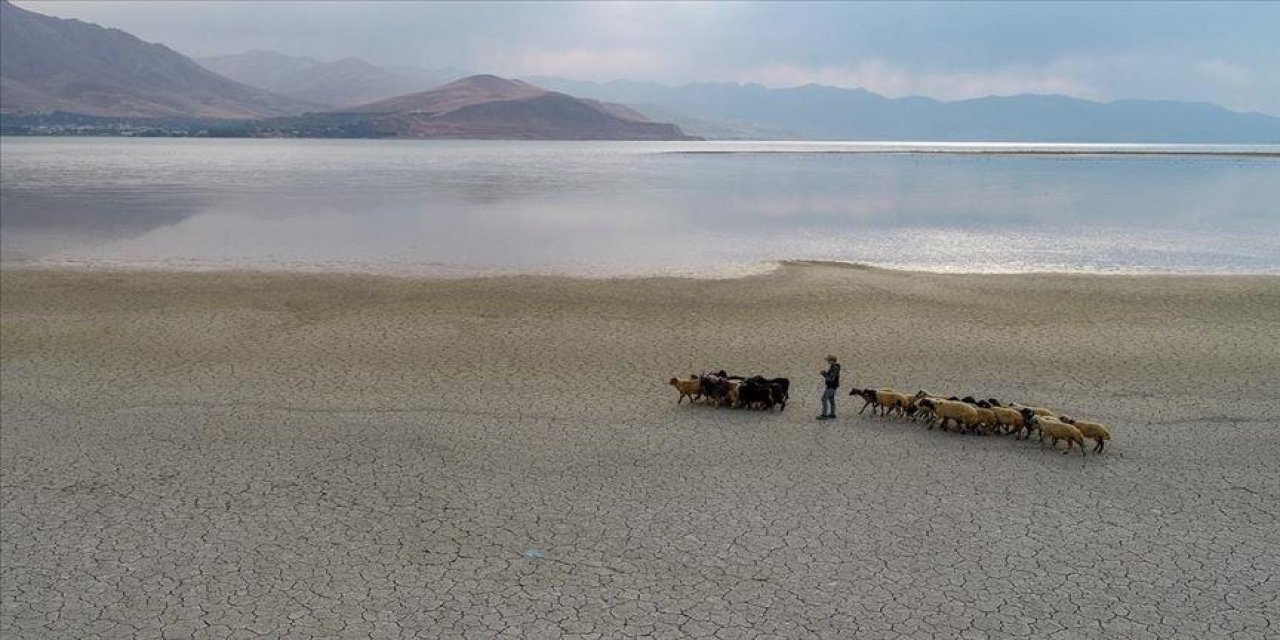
top-left (2, 263), bottom-right (1278, 638)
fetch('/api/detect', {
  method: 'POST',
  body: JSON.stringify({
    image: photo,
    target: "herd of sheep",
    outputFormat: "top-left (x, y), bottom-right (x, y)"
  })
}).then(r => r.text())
top-left (849, 388), bottom-right (1111, 455)
top-left (669, 371), bottom-right (791, 411)
top-left (669, 374), bottom-right (1111, 455)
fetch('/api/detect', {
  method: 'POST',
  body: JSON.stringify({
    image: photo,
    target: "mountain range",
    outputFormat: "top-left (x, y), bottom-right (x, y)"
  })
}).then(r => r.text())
top-left (0, 2), bottom-right (692, 139)
top-left (196, 50), bottom-right (463, 108)
top-left (2, 0), bottom-right (1277, 142)
top-left (529, 77), bottom-right (1280, 143)
top-left (0, 0), bottom-right (310, 118)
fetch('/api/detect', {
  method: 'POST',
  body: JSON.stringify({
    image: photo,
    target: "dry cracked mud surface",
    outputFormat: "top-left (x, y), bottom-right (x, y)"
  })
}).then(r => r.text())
top-left (2, 265), bottom-right (1278, 638)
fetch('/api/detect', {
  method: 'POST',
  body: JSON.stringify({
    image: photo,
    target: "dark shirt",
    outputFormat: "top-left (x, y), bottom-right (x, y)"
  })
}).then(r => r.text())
top-left (824, 363), bottom-right (841, 389)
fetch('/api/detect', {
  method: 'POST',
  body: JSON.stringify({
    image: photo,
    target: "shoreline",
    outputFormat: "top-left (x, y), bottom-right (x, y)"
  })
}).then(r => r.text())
top-left (6, 259), bottom-right (1280, 283)
top-left (5, 135), bottom-right (1278, 155)
top-left (665, 148), bottom-right (1280, 158)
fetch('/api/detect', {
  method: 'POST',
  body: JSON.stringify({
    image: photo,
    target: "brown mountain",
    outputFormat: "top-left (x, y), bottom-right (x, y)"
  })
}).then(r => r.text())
top-left (0, 1), bottom-right (311, 118)
top-left (327, 75), bottom-right (696, 140)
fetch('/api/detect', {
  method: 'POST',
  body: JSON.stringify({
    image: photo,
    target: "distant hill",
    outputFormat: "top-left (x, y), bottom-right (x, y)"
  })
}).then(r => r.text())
top-left (197, 50), bottom-right (463, 107)
top-left (346, 75), bottom-right (548, 115)
top-left (0, 1), bottom-right (311, 118)
top-left (530, 77), bottom-right (1280, 143)
top-left (266, 75), bottom-right (697, 140)
top-left (196, 51), bottom-right (322, 96)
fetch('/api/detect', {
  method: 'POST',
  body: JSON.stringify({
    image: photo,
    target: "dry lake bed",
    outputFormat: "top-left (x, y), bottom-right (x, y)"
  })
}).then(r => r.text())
top-left (2, 264), bottom-right (1278, 638)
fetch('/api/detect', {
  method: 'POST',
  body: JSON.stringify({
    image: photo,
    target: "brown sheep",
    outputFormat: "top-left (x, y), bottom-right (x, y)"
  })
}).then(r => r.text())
top-left (850, 388), bottom-right (910, 417)
top-left (972, 407), bottom-right (998, 435)
top-left (875, 390), bottom-right (913, 417)
top-left (1010, 402), bottom-right (1057, 418)
top-left (990, 406), bottom-right (1025, 436)
top-left (1032, 415), bottom-right (1086, 456)
top-left (1060, 416), bottom-right (1112, 453)
top-left (668, 376), bottom-right (702, 404)
top-left (919, 398), bottom-right (981, 432)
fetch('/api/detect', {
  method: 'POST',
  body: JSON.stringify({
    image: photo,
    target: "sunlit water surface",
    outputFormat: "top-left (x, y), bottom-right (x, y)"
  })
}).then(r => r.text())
top-left (2, 138), bottom-right (1277, 277)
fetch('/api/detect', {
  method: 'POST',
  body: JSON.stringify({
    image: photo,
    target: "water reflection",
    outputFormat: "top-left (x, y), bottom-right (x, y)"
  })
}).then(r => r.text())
top-left (2, 138), bottom-right (1277, 275)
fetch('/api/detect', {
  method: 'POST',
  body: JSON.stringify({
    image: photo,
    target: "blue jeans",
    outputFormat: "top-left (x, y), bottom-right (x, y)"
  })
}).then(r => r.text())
top-left (821, 387), bottom-right (837, 416)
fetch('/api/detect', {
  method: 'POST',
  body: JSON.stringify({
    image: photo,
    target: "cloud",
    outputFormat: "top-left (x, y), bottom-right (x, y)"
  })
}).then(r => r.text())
top-left (476, 47), bottom-right (675, 81)
top-left (736, 59), bottom-right (1101, 101)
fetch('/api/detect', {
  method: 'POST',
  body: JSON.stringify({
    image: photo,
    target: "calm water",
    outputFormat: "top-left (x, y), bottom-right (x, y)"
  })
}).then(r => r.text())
top-left (2, 137), bottom-right (1278, 276)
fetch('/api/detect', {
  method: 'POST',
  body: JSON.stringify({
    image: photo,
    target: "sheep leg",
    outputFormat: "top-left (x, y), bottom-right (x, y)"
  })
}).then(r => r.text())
top-left (859, 400), bottom-right (872, 414)
top-left (1095, 439), bottom-right (1105, 453)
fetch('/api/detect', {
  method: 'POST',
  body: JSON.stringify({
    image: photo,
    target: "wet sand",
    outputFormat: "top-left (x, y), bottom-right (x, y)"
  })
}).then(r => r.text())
top-left (2, 263), bottom-right (1278, 638)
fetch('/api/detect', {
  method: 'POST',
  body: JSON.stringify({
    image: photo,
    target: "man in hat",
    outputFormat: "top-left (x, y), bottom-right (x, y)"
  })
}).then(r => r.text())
top-left (817, 355), bottom-right (841, 420)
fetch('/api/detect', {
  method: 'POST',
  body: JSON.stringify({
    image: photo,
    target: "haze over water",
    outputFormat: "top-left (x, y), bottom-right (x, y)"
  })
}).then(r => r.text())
top-left (2, 137), bottom-right (1278, 276)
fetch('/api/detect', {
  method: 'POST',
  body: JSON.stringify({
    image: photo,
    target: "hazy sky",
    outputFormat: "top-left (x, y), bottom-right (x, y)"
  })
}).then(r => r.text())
top-left (17, 1), bottom-right (1280, 115)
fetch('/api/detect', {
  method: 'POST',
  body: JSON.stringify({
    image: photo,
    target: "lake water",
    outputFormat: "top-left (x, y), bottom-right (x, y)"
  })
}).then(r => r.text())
top-left (2, 137), bottom-right (1278, 276)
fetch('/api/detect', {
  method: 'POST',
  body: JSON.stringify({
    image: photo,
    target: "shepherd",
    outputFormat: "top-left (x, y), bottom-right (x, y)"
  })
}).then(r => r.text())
top-left (817, 355), bottom-right (841, 420)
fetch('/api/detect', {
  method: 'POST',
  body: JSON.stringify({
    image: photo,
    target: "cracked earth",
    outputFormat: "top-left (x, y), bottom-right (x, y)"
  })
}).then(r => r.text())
top-left (2, 265), bottom-right (1278, 638)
